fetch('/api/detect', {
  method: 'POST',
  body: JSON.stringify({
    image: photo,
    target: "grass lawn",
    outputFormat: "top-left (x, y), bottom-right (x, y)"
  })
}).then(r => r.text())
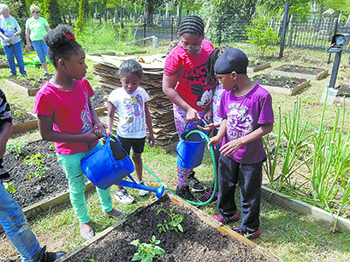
top-left (1, 43), bottom-right (350, 262)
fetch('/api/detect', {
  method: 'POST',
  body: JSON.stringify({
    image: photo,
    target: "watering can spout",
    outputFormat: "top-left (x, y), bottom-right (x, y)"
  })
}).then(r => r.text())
top-left (118, 180), bottom-right (165, 199)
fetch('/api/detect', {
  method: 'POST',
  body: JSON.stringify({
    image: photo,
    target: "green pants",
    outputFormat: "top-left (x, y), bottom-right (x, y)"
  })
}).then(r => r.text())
top-left (57, 143), bottom-right (113, 223)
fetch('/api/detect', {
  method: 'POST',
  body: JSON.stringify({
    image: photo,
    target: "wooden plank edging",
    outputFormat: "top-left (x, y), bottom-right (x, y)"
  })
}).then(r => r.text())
top-left (270, 68), bottom-right (328, 80)
top-left (262, 79), bottom-right (310, 95)
top-left (247, 62), bottom-right (271, 73)
top-left (261, 185), bottom-right (350, 232)
top-left (4, 79), bottom-right (40, 96)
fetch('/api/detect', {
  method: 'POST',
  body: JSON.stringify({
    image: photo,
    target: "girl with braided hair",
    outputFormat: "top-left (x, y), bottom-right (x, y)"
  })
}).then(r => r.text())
top-left (34, 25), bottom-right (124, 241)
top-left (198, 44), bottom-right (233, 203)
top-left (162, 15), bottom-right (214, 201)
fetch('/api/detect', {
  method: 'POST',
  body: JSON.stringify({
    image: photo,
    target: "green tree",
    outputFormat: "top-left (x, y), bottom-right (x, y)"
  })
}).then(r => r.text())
top-left (201, 0), bottom-right (257, 44)
top-left (43, 0), bottom-right (62, 28)
top-left (76, 0), bottom-right (90, 35)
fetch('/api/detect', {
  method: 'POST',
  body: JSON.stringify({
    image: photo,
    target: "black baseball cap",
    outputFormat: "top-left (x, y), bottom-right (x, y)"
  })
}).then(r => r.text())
top-left (214, 48), bottom-right (248, 75)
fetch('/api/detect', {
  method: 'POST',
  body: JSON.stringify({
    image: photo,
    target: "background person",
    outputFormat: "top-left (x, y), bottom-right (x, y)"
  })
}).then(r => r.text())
top-left (106, 60), bottom-right (155, 205)
top-left (0, 4), bottom-right (26, 77)
top-left (0, 88), bottom-right (65, 262)
top-left (162, 15), bottom-right (214, 201)
top-left (34, 25), bottom-right (124, 241)
top-left (26, 5), bottom-right (51, 76)
top-left (209, 48), bottom-right (274, 239)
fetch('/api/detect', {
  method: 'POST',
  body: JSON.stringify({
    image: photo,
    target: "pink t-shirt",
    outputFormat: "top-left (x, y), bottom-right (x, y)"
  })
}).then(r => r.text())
top-left (164, 40), bottom-right (214, 112)
top-left (34, 78), bottom-right (98, 155)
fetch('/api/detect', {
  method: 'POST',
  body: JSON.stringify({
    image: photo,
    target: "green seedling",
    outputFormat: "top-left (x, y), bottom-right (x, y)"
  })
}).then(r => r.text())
top-left (4, 182), bottom-right (16, 193)
top-left (156, 208), bottom-right (183, 233)
top-left (130, 235), bottom-right (165, 262)
top-left (7, 141), bottom-right (28, 159)
top-left (23, 153), bottom-right (50, 180)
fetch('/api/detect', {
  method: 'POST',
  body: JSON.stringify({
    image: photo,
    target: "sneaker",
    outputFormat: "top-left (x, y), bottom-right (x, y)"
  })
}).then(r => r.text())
top-left (199, 187), bottom-right (218, 203)
top-left (233, 227), bottom-right (261, 240)
top-left (187, 171), bottom-right (204, 192)
top-left (8, 74), bottom-right (16, 78)
top-left (175, 185), bottom-right (197, 202)
top-left (212, 211), bottom-right (240, 224)
top-left (115, 189), bottom-right (134, 204)
top-left (36, 245), bottom-right (66, 262)
top-left (138, 181), bottom-right (149, 197)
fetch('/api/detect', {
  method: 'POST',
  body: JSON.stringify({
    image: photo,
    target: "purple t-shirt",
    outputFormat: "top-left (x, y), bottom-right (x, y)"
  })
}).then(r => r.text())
top-left (217, 84), bottom-right (274, 164)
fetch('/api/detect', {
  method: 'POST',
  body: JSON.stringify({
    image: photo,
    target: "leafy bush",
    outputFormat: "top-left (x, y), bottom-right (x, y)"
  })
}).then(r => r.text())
top-left (245, 16), bottom-right (280, 57)
top-left (130, 236), bottom-right (165, 262)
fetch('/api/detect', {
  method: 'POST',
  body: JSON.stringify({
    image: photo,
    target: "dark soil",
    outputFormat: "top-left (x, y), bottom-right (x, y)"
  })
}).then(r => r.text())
top-left (252, 74), bottom-right (307, 89)
top-left (2, 140), bottom-right (68, 209)
top-left (10, 104), bottom-right (36, 125)
top-left (274, 64), bottom-right (325, 75)
top-left (9, 75), bottom-right (50, 90)
top-left (64, 196), bottom-right (278, 262)
top-left (336, 84), bottom-right (350, 97)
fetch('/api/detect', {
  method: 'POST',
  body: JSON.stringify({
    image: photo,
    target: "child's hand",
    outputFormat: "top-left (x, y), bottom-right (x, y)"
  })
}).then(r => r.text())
top-left (203, 111), bottom-right (212, 123)
top-left (186, 108), bottom-right (201, 121)
top-left (92, 122), bottom-right (107, 138)
top-left (219, 139), bottom-right (243, 156)
top-left (208, 136), bottom-right (220, 150)
top-left (148, 133), bottom-right (155, 147)
top-left (198, 123), bottom-right (215, 133)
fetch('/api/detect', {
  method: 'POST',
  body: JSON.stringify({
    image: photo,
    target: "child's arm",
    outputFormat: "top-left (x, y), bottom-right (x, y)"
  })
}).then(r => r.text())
top-left (162, 74), bottom-right (201, 121)
top-left (37, 114), bottom-right (99, 144)
top-left (220, 123), bottom-right (273, 156)
top-left (208, 119), bottom-right (227, 148)
top-left (144, 102), bottom-right (154, 147)
top-left (88, 98), bottom-right (107, 137)
top-left (106, 101), bottom-right (116, 137)
top-left (0, 122), bottom-right (12, 158)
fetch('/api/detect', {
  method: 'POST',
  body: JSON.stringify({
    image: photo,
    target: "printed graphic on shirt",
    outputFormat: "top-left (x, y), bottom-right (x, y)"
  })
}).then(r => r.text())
top-left (227, 103), bottom-right (253, 140)
top-left (183, 63), bottom-right (212, 108)
top-left (121, 94), bottom-right (145, 133)
top-left (80, 91), bottom-right (93, 133)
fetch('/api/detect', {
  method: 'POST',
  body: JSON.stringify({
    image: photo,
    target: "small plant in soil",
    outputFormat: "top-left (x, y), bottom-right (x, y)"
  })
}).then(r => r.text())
top-left (23, 153), bottom-right (50, 180)
top-left (7, 141), bottom-right (28, 159)
top-left (11, 107), bottom-right (25, 118)
top-left (130, 235), bottom-right (166, 262)
top-left (3, 182), bottom-right (16, 193)
top-left (156, 207), bottom-right (184, 233)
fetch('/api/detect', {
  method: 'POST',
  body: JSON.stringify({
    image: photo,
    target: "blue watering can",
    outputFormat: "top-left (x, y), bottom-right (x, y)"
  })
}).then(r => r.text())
top-left (176, 121), bottom-right (207, 169)
top-left (81, 135), bottom-right (164, 198)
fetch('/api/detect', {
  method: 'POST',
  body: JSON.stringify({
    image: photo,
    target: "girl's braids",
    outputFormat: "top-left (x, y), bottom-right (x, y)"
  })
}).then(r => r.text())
top-left (178, 15), bottom-right (204, 36)
top-left (44, 24), bottom-right (82, 68)
top-left (119, 60), bottom-right (143, 80)
top-left (206, 45), bottom-right (233, 86)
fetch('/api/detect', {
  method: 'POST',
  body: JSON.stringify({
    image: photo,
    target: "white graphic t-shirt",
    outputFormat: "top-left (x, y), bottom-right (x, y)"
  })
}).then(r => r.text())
top-left (108, 87), bottom-right (149, 138)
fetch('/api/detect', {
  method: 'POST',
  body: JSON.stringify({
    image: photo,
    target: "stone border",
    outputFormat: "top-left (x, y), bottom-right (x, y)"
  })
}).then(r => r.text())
top-left (271, 67), bottom-right (328, 80)
top-left (261, 79), bottom-right (310, 95)
top-left (57, 193), bottom-right (281, 262)
top-left (4, 79), bottom-right (40, 96)
top-left (247, 62), bottom-right (271, 73)
top-left (261, 186), bottom-right (350, 232)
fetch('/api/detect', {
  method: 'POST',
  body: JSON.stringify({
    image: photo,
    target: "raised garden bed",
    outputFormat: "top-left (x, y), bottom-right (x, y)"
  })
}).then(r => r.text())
top-left (333, 84), bottom-right (350, 105)
top-left (252, 74), bottom-right (310, 95)
top-left (4, 75), bottom-right (50, 96)
top-left (0, 56), bottom-right (9, 68)
top-left (10, 103), bottom-right (37, 135)
top-left (60, 193), bottom-right (280, 262)
top-left (271, 64), bottom-right (328, 80)
top-left (247, 61), bottom-right (271, 73)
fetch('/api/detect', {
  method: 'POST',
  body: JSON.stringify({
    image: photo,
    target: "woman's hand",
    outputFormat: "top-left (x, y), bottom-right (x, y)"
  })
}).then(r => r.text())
top-left (186, 108), bottom-right (201, 121)
top-left (27, 43), bottom-right (32, 50)
top-left (4, 37), bottom-right (10, 42)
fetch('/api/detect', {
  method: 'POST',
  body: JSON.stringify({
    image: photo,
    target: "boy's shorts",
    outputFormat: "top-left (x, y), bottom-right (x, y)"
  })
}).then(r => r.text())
top-left (117, 136), bottom-right (146, 154)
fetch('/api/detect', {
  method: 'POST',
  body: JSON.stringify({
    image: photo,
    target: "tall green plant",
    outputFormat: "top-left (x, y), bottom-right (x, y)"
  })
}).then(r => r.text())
top-left (263, 97), bottom-right (312, 191)
top-left (76, 0), bottom-right (90, 35)
top-left (245, 16), bottom-right (280, 57)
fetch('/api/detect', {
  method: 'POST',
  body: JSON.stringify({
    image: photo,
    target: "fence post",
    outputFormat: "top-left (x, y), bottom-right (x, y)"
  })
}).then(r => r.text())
top-left (279, 1), bottom-right (289, 59)
top-left (144, 16), bottom-right (146, 47)
top-left (171, 16), bottom-right (174, 42)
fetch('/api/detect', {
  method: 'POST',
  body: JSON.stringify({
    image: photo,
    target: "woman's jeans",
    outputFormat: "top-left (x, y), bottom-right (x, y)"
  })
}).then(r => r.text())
top-left (32, 40), bottom-right (48, 63)
top-left (2, 41), bottom-right (26, 75)
top-left (0, 182), bottom-right (42, 262)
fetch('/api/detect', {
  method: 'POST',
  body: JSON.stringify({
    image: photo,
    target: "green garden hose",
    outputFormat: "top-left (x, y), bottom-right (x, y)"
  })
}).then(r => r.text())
top-left (143, 130), bottom-right (218, 206)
